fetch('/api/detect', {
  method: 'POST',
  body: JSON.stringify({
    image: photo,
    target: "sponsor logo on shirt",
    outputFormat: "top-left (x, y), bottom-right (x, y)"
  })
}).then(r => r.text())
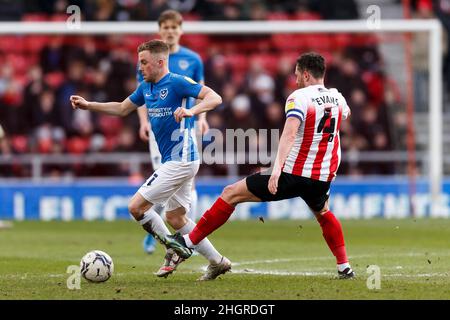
top-left (148, 107), bottom-right (173, 117)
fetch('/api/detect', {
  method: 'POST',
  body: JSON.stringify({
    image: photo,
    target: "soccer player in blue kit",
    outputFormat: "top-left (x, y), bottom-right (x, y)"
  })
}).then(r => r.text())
top-left (137, 10), bottom-right (209, 256)
top-left (70, 40), bottom-right (231, 281)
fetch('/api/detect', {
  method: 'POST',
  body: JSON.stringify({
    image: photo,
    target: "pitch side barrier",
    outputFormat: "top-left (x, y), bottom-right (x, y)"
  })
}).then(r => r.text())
top-left (0, 177), bottom-right (448, 220)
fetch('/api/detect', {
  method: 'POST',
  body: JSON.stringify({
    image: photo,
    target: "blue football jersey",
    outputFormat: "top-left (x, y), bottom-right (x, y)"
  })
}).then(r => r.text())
top-left (129, 73), bottom-right (202, 163)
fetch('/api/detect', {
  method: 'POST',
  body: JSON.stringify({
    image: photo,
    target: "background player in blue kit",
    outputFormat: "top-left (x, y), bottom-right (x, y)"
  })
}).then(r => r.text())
top-left (70, 40), bottom-right (231, 281)
top-left (137, 10), bottom-right (209, 255)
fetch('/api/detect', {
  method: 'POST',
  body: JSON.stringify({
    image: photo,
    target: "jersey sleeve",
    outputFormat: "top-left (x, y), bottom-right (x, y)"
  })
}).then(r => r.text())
top-left (174, 74), bottom-right (203, 99)
top-left (285, 92), bottom-right (307, 121)
top-left (128, 82), bottom-right (145, 106)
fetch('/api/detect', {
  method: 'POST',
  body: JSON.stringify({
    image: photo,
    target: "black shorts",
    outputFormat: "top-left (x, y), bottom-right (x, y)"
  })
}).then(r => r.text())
top-left (246, 170), bottom-right (331, 212)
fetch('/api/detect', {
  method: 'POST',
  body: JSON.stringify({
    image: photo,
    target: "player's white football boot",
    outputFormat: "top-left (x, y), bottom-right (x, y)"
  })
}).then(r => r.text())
top-left (155, 249), bottom-right (184, 278)
top-left (197, 256), bottom-right (232, 281)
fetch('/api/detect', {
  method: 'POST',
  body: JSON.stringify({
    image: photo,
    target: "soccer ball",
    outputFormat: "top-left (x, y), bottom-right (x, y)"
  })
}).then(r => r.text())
top-left (80, 250), bottom-right (114, 283)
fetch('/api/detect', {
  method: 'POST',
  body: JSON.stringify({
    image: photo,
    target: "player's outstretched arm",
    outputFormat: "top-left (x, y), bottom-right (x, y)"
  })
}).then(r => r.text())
top-left (268, 117), bottom-right (301, 195)
top-left (70, 96), bottom-right (138, 117)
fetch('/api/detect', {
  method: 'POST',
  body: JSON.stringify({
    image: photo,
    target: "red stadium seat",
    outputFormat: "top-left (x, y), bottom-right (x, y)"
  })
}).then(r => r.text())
top-left (181, 34), bottom-right (210, 51)
top-left (0, 36), bottom-right (24, 53)
top-left (98, 115), bottom-right (123, 136)
top-left (267, 12), bottom-right (290, 20)
top-left (332, 33), bottom-right (353, 49)
top-left (103, 135), bottom-right (118, 151)
top-left (66, 137), bottom-right (90, 154)
top-left (38, 138), bottom-right (53, 154)
top-left (182, 13), bottom-right (201, 21)
top-left (7, 54), bottom-right (27, 74)
top-left (11, 135), bottom-right (29, 153)
top-left (21, 13), bottom-right (49, 21)
top-left (44, 72), bottom-right (65, 89)
top-left (307, 34), bottom-right (334, 51)
top-left (50, 14), bottom-right (68, 22)
top-left (291, 11), bottom-right (322, 20)
top-left (24, 35), bottom-right (50, 53)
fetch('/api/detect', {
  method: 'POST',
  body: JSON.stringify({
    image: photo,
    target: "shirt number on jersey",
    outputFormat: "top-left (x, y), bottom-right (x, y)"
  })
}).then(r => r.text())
top-left (317, 107), bottom-right (336, 142)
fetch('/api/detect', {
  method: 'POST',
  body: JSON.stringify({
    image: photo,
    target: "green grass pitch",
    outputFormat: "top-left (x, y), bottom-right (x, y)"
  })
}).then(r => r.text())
top-left (1, 218), bottom-right (450, 299)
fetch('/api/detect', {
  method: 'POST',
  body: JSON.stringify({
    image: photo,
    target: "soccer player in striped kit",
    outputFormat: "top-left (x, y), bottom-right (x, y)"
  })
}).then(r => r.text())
top-left (163, 52), bottom-right (355, 279)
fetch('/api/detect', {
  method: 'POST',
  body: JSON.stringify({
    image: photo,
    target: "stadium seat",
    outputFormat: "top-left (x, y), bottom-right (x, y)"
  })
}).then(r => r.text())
top-left (66, 137), bottom-right (90, 154)
top-left (21, 13), bottom-right (49, 21)
top-left (0, 36), bottom-right (24, 53)
top-left (266, 12), bottom-right (290, 20)
top-left (11, 135), bottom-right (29, 153)
top-left (7, 54), bottom-right (27, 74)
top-left (181, 34), bottom-right (210, 51)
top-left (307, 34), bottom-right (333, 51)
top-left (24, 35), bottom-right (50, 53)
top-left (98, 115), bottom-right (123, 136)
top-left (332, 33), bottom-right (352, 49)
top-left (38, 138), bottom-right (53, 154)
top-left (50, 14), bottom-right (68, 22)
top-left (44, 72), bottom-right (65, 89)
top-left (182, 13), bottom-right (201, 21)
top-left (291, 11), bottom-right (322, 21)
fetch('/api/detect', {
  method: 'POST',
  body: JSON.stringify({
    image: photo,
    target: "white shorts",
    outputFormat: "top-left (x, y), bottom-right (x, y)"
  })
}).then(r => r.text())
top-left (138, 160), bottom-right (200, 212)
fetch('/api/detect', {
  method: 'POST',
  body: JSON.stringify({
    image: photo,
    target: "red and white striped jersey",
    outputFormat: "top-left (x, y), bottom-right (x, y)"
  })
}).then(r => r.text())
top-left (283, 84), bottom-right (350, 182)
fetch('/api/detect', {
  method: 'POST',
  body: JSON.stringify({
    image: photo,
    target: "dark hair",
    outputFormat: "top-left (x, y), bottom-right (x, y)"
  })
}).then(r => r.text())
top-left (158, 10), bottom-right (183, 26)
top-left (296, 52), bottom-right (326, 79)
top-left (137, 39), bottom-right (169, 55)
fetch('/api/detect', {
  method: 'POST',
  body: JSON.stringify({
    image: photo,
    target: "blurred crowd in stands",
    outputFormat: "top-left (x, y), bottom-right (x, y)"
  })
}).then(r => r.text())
top-left (1, 0), bottom-right (448, 178)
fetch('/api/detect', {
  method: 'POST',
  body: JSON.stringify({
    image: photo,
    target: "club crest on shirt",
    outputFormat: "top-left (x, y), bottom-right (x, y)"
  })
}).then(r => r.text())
top-left (178, 59), bottom-right (189, 70)
top-left (160, 88), bottom-right (169, 100)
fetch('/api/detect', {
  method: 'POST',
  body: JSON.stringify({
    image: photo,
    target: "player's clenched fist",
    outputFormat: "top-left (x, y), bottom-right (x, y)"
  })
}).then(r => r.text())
top-left (70, 95), bottom-right (89, 110)
top-left (173, 107), bottom-right (193, 122)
